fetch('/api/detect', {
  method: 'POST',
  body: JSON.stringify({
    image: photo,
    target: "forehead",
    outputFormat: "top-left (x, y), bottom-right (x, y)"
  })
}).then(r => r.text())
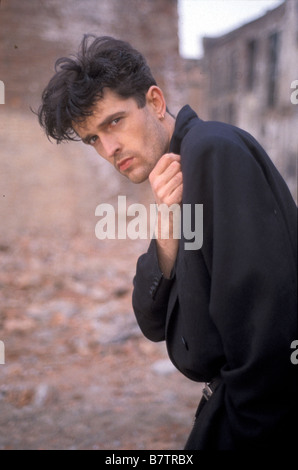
top-left (94, 89), bottom-right (135, 113)
top-left (73, 89), bottom-right (138, 134)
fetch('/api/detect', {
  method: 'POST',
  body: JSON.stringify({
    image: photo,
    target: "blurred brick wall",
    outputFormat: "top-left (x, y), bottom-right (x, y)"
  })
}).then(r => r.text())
top-left (0, 0), bottom-right (186, 113)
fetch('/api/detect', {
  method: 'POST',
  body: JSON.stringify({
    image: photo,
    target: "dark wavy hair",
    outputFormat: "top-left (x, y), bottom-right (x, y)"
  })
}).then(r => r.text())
top-left (38, 35), bottom-right (157, 143)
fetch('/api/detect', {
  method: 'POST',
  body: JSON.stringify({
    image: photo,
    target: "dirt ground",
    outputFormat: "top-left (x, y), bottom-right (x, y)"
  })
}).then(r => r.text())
top-left (0, 108), bottom-right (203, 451)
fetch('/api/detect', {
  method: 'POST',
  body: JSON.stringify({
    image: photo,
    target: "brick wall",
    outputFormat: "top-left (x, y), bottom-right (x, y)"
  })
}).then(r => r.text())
top-left (0, 0), bottom-right (186, 113)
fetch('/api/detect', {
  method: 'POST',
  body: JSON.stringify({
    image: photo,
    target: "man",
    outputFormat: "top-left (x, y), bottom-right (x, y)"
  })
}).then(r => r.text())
top-left (38, 35), bottom-right (297, 450)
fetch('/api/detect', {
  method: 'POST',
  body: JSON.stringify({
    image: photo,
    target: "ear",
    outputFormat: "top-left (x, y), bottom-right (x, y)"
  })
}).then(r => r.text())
top-left (146, 86), bottom-right (166, 119)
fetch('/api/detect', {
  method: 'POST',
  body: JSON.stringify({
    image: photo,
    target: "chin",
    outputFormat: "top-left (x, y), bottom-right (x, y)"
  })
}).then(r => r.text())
top-left (126, 169), bottom-right (149, 184)
top-left (128, 175), bottom-right (148, 184)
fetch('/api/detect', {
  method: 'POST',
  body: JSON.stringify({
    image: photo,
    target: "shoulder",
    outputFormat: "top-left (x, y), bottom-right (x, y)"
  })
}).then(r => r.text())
top-left (180, 120), bottom-right (259, 178)
top-left (182, 119), bottom-right (252, 156)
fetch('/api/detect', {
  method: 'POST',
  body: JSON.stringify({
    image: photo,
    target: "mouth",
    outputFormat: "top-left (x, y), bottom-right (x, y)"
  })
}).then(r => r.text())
top-left (117, 157), bottom-right (134, 172)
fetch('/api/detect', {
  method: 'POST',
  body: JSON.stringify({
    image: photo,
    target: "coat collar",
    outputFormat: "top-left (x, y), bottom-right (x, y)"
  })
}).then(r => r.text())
top-left (169, 105), bottom-right (200, 154)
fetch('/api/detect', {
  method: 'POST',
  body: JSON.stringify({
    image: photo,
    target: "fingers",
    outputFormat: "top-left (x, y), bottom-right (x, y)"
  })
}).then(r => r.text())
top-left (149, 153), bottom-right (183, 206)
top-left (160, 171), bottom-right (183, 205)
top-left (150, 153), bottom-right (180, 177)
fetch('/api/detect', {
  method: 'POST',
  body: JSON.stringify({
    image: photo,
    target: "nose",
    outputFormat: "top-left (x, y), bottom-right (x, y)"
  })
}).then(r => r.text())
top-left (98, 135), bottom-right (121, 161)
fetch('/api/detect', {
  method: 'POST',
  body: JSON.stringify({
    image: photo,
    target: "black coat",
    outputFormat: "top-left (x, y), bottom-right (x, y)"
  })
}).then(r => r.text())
top-left (132, 106), bottom-right (297, 449)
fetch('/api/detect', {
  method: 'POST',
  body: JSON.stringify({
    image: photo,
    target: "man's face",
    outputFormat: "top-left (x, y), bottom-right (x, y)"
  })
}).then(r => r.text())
top-left (73, 88), bottom-right (170, 184)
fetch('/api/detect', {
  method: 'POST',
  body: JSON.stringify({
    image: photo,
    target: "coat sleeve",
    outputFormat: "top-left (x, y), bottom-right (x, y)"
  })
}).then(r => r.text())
top-left (132, 239), bottom-right (175, 342)
top-left (181, 130), bottom-right (297, 448)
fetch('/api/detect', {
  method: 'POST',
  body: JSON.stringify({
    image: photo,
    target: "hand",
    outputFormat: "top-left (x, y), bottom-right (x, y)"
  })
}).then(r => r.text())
top-left (149, 153), bottom-right (183, 207)
top-left (148, 153), bottom-right (183, 278)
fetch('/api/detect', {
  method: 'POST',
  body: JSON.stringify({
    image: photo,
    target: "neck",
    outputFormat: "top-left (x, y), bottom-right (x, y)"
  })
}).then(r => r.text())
top-left (164, 111), bottom-right (176, 152)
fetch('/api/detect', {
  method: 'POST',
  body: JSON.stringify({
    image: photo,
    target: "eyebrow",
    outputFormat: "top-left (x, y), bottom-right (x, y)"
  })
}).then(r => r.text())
top-left (81, 111), bottom-right (126, 144)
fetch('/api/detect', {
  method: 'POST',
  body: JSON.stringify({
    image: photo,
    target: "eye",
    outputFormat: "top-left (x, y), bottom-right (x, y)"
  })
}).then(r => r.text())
top-left (89, 135), bottom-right (98, 145)
top-left (110, 117), bottom-right (121, 127)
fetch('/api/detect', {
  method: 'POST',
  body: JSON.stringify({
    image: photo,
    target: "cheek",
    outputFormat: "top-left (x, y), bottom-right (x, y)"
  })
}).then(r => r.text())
top-left (128, 114), bottom-right (165, 164)
top-left (94, 145), bottom-right (112, 164)
top-left (94, 146), bottom-right (106, 159)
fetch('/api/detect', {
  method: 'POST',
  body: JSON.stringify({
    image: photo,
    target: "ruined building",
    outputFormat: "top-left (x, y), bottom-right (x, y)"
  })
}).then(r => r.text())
top-left (196, 0), bottom-right (298, 199)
